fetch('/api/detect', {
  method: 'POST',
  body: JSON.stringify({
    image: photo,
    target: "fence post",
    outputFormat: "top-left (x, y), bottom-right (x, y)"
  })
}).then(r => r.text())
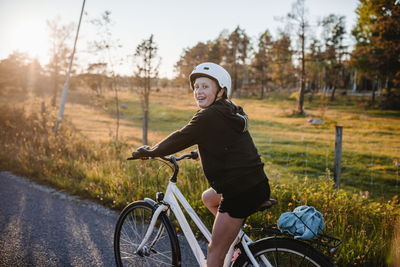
top-left (334, 126), bottom-right (343, 189)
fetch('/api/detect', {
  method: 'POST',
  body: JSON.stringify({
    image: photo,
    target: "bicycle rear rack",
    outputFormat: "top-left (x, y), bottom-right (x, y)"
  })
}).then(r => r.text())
top-left (250, 225), bottom-right (342, 257)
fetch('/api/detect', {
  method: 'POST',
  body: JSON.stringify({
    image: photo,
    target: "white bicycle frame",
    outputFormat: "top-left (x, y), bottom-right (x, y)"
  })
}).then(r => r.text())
top-left (136, 180), bottom-right (273, 267)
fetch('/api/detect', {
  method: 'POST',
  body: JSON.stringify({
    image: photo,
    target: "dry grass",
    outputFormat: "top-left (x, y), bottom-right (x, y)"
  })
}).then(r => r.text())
top-left (391, 217), bottom-right (400, 266)
top-left (1, 86), bottom-right (400, 266)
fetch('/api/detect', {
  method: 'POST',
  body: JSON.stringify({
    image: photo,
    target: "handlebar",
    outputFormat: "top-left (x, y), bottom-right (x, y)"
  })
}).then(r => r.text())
top-left (127, 150), bottom-right (199, 162)
top-left (127, 150), bottom-right (199, 183)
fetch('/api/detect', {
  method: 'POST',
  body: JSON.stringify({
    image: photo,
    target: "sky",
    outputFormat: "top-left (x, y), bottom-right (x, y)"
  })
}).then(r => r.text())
top-left (0, 0), bottom-right (359, 78)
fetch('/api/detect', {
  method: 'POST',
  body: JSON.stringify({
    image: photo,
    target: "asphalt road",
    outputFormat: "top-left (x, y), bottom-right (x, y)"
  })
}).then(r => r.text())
top-left (0, 171), bottom-right (202, 267)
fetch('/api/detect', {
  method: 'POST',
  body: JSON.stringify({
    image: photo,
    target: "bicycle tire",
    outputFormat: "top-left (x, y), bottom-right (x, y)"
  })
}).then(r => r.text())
top-left (114, 200), bottom-right (181, 267)
top-left (233, 236), bottom-right (335, 267)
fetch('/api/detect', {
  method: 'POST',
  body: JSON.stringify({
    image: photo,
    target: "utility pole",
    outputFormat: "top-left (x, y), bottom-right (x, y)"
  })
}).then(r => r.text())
top-left (54, 0), bottom-right (86, 136)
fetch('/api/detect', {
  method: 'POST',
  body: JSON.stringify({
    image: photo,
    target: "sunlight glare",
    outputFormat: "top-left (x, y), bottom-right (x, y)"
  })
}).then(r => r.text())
top-left (9, 20), bottom-right (49, 62)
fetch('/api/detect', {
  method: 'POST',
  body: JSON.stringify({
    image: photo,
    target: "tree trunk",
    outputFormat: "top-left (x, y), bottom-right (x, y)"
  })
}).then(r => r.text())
top-left (113, 78), bottom-right (120, 142)
top-left (330, 74), bottom-right (338, 101)
top-left (330, 86), bottom-right (337, 101)
top-left (330, 78), bottom-right (337, 101)
top-left (383, 78), bottom-right (393, 108)
top-left (233, 64), bottom-right (238, 98)
top-left (297, 31), bottom-right (305, 114)
top-left (371, 79), bottom-right (377, 105)
top-left (260, 86), bottom-right (264, 99)
top-left (142, 98), bottom-right (149, 146)
top-left (352, 71), bottom-right (357, 93)
top-left (51, 71), bottom-right (59, 107)
top-left (260, 72), bottom-right (265, 99)
top-left (142, 78), bottom-right (150, 146)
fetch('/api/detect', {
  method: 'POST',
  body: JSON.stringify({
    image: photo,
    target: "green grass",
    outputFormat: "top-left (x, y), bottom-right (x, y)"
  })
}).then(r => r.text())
top-left (109, 96), bottom-right (195, 133)
top-left (105, 91), bottom-right (400, 199)
top-left (1, 91), bottom-right (400, 266)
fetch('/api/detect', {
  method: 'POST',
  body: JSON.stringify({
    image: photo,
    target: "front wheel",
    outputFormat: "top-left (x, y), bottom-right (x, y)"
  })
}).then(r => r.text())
top-left (233, 237), bottom-right (335, 267)
top-left (114, 200), bottom-right (180, 267)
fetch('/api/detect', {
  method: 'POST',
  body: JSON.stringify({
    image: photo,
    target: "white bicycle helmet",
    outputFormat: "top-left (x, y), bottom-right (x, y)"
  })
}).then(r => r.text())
top-left (189, 62), bottom-right (232, 98)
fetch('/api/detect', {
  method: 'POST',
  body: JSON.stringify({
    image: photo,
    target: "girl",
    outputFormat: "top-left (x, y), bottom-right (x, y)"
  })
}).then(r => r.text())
top-left (131, 62), bottom-right (271, 267)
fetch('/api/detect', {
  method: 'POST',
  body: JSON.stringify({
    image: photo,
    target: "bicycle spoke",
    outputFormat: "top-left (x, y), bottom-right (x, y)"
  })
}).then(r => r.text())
top-left (271, 248), bottom-right (278, 266)
top-left (121, 226), bottom-right (136, 245)
top-left (142, 255), bottom-right (174, 266)
top-left (120, 250), bottom-right (136, 257)
top-left (151, 249), bottom-right (173, 260)
top-left (115, 202), bottom-right (176, 267)
top-left (119, 236), bottom-right (140, 247)
top-left (129, 210), bottom-right (143, 240)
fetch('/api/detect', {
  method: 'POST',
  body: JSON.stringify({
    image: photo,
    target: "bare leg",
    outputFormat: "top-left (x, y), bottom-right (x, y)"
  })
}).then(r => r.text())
top-left (207, 212), bottom-right (244, 267)
top-left (202, 188), bottom-right (221, 216)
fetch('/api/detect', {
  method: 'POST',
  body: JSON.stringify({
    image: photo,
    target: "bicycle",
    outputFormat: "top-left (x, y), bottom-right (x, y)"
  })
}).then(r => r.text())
top-left (114, 151), bottom-right (341, 267)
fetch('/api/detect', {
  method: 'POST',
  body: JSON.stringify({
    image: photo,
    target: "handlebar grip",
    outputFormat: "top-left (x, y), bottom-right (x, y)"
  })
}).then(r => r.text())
top-left (126, 156), bottom-right (150, 161)
top-left (191, 150), bottom-right (199, 160)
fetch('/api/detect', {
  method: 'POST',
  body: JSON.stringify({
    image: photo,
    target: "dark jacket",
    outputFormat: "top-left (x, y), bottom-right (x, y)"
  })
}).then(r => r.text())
top-left (147, 100), bottom-right (267, 197)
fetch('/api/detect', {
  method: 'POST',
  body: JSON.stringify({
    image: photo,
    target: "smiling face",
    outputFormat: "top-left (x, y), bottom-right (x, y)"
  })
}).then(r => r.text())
top-left (193, 77), bottom-right (223, 109)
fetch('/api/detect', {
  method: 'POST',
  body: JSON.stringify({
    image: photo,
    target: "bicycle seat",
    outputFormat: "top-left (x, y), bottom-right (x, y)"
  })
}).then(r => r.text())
top-left (257, 199), bottom-right (278, 211)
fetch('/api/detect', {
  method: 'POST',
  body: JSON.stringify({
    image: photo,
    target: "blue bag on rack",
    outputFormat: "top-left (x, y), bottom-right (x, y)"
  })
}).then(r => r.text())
top-left (277, 205), bottom-right (324, 240)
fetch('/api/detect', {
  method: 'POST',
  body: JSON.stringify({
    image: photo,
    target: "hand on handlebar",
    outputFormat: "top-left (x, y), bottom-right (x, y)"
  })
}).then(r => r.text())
top-left (191, 150), bottom-right (200, 161)
top-left (128, 145), bottom-right (152, 160)
top-left (128, 148), bottom-right (199, 161)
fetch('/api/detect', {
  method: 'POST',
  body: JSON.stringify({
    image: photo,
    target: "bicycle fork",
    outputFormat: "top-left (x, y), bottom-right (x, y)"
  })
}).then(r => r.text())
top-left (135, 203), bottom-right (168, 256)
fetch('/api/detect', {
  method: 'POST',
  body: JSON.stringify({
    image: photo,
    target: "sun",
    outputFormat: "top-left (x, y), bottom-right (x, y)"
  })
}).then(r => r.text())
top-left (8, 20), bottom-right (49, 62)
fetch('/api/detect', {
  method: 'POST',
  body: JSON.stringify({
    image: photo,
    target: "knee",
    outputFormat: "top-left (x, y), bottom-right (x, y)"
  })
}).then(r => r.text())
top-left (202, 188), bottom-right (219, 206)
top-left (201, 190), bottom-right (209, 204)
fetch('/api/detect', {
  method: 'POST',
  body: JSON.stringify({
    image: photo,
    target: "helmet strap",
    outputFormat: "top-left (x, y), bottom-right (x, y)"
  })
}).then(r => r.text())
top-left (212, 87), bottom-right (222, 105)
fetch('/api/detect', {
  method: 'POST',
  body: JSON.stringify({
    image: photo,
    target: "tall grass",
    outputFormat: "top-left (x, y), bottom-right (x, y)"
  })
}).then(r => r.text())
top-left (1, 103), bottom-right (399, 266)
top-left (108, 92), bottom-right (400, 200)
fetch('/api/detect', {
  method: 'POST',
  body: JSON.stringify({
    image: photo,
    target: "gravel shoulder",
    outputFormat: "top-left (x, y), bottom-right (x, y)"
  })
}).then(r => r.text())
top-left (0, 171), bottom-right (203, 267)
top-left (0, 171), bottom-right (118, 266)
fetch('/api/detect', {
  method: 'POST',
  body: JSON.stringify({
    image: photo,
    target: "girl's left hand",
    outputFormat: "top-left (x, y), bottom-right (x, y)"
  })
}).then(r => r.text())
top-left (131, 145), bottom-right (151, 159)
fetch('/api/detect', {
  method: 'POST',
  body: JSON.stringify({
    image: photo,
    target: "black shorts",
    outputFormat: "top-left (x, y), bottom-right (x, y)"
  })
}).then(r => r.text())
top-left (218, 179), bottom-right (270, 219)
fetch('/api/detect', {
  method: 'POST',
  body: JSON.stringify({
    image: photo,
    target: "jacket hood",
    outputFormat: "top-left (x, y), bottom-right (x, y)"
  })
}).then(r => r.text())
top-left (210, 100), bottom-right (248, 133)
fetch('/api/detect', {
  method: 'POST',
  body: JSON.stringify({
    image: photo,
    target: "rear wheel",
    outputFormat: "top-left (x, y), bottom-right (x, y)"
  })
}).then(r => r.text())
top-left (233, 237), bottom-right (335, 267)
top-left (114, 200), bottom-right (180, 266)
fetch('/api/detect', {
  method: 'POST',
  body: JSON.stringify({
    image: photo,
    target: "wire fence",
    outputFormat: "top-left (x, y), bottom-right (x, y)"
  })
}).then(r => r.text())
top-left (261, 131), bottom-right (400, 199)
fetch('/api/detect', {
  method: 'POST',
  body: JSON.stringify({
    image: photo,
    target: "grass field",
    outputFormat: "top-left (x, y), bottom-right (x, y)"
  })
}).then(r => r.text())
top-left (1, 86), bottom-right (399, 266)
top-left (102, 88), bottom-right (400, 200)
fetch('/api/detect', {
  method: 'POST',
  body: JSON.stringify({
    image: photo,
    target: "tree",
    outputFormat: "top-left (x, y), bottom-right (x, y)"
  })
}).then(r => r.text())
top-left (207, 36), bottom-right (226, 63)
top-left (174, 36), bottom-right (226, 89)
top-left (46, 18), bottom-right (74, 106)
top-left (79, 63), bottom-right (108, 95)
top-left (305, 38), bottom-right (324, 96)
top-left (158, 77), bottom-right (170, 88)
top-left (320, 14), bottom-right (347, 101)
top-left (134, 34), bottom-right (160, 145)
top-left (224, 26), bottom-right (250, 98)
top-left (174, 42), bottom-right (209, 89)
top-left (251, 30), bottom-right (273, 99)
top-left (351, 0), bottom-right (400, 109)
top-left (90, 11), bottom-right (123, 142)
top-left (270, 32), bottom-right (295, 91)
top-left (0, 52), bottom-right (29, 91)
top-left (287, 0), bottom-right (310, 114)
top-left (0, 52), bottom-right (45, 95)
